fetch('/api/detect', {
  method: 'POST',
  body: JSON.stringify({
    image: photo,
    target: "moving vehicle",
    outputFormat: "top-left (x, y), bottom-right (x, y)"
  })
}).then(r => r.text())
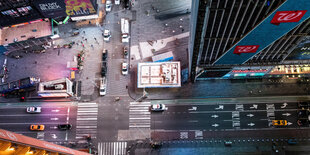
top-left (30, 124), bottom-right (45, 131)
top-left (99, 77), bottom-right (107, 96)
top-left (123, 46), bottom-right (128, 59)
top-left (106, 0), bottom-right (112, 12)
top-left (103, 29), bottom-right (111, 42)
top-left (150, 104), bottom-right (167, 112)
top-left (102, 49), bottom-right (108, 61)
top-left (57, 124), bottom-right (72, 130)
top-left (272, 120), bottom-right (288, 126)
top-left (26, 107), bottom-right (41, 113)
top-left (121, 18), bottom-right (130, 43)
top-left (121, 62), bottom-right (128, 75)
top-left (298, 102), bottom-right (309, 110)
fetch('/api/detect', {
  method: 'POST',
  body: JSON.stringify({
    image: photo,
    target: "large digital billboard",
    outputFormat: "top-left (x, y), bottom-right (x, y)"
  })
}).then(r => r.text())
top-left (33, 0), bottom-right (96, 18)
top-left (214, 0), bottom-right (310, 65)
top-left (65, 0), bottom-right (96, 16)
top-left (286, 39), bottom-right (310, 60)
top-left (33, 0), bottom-right (67, 18)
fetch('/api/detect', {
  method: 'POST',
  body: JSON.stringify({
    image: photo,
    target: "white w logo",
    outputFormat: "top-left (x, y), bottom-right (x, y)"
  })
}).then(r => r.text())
top-left (277, 11), bottom-right (303, 21)
top-left (237, 46), bottom-right (257, 53)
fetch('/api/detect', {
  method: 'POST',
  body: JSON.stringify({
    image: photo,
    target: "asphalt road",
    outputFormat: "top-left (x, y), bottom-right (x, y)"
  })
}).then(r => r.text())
top-left (150, 98), bottom-right (308, 131)
top-left (0, 102), bottom-right (77, 142)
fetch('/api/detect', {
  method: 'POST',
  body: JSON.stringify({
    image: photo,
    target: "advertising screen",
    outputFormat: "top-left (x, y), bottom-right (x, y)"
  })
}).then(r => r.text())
top-left (33, 0), bottom-right (67, 18)
top-left (214, 0), bottom-right (310, 65)
top-left (286, 40), bottom-right (310, 60)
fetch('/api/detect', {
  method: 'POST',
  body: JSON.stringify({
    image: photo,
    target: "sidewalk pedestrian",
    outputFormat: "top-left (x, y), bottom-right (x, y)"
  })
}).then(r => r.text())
top-left (83, 31), bottom-right (85, 34)
top-left (94, 37), bottom-right (97, 41)
top-left (91, 44), bottom-right (94, 49)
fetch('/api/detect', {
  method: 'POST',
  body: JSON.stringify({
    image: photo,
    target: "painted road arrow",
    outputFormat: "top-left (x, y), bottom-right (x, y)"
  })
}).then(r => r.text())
top-left (52, 109), bottom-right (60, 112)
top-left (51, 134), bottom-right (57, 139)
top-left (188, 107), bottom-right (197, 111)
top-left (282, 113), bottom-right (291, 116)
top-left (250, 104), bottom-right (258, 109)
top-left (211, 115), bottom-right (219, 118)
top-left (215, 105), bottom-right (224, 110)
top-left (287, 122), bottom-right (293, 126)
top-left (51, 118), bottom-right (59, 120)
top-left (246, 114), bottom-right (254, 117)
top-left (247, 123), bottom-right (255, 126)
top-left (212, 124), bottom-right (219, 127)
top-left (281, 103), bottom-right (288, 108)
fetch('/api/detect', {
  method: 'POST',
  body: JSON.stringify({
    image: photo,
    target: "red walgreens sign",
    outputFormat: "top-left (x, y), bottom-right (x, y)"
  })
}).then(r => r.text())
top-left (233, 45), bottom-right (260, 54)
top-left (271, 10), bottom-right (307, 25)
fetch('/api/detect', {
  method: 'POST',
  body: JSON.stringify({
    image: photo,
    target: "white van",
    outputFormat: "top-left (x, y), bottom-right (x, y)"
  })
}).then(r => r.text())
top-left (99, 77), bottom-right (107, 96)
top-left (115, 0), bottom-right (120, 5)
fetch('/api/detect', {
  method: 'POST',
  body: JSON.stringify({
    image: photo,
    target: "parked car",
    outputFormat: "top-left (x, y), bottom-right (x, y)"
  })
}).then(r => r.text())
top-left (26, 107), bottom-right (41, 113)
top-left (58, 124), bottom-right (72, 130)
top-left (99, 77), bottom-right (107, 96)
top-left (101, 67), bottom-right (107, 77)
top-left (121, 62), bottom-right (128, 75)
top-left (272, 120), bottom-right (288, 126)
top-left (102, 49), bottom-right (108, 61)
top-left (124, 0), bottom-right (130, 9)
top-left (150, 104), bottom-right (167, 112)
top-left (30, 124), bottom-right (45, 131)
top-left (103, 29), bottom-right (111, 41)
top-left (106, 0), bottom-right (112, 12)
top-left (123, 47), bottom-right (128, 59)
top-left (115, 0), bottom-right (120, 5)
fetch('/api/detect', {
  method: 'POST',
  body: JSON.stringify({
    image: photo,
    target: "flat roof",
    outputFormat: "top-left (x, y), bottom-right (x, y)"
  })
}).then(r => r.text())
top-left (137, 62), bottom-right (181, 88)
top-left (0, 19), bottom-right (52, 46)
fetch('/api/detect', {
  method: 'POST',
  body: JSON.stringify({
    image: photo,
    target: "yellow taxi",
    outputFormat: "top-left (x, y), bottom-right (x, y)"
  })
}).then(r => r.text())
top-left (272, 120), bottom-right (288, 126)
top-left (30, 125), bottom-right (45, 131)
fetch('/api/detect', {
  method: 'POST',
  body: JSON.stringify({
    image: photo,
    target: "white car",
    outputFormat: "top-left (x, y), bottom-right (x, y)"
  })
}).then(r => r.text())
top-left (106, 1), bottom-right (112, 12)
top-left (103, 29), bottom-right (111, 41)
top-left (151, 104), bottom-right (167, 112)
top-left (26, 107), bottom-right (41, 113)
top-left (99, 77), bottom-right (107, 96)
top-left (121, 62), bottom-right (128, 75)
top-left (115, 0), bottom-right (120, 5)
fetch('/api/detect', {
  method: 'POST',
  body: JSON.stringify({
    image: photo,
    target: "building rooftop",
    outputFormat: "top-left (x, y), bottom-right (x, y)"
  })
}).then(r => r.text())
top-left (137, 62), bottom-right (181, 88)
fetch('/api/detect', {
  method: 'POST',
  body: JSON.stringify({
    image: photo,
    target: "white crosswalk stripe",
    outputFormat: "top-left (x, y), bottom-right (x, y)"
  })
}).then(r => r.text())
top-left (76, 102), bottom-right (98, 139)
top-left (98, 142), bottom-right (127, 155)
top-left (129, 102), bottom-right (151, 129)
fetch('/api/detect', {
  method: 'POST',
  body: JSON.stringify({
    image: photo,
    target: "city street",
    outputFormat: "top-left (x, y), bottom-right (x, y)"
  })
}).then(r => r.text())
top-left (0, 102), bottom-right (77, 142)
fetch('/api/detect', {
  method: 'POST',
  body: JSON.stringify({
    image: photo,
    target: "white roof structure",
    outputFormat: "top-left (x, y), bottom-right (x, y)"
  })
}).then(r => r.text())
top-left (137, 62), bottom-right (181, 88)
top-left (37, 78), bottom-right (73, 97)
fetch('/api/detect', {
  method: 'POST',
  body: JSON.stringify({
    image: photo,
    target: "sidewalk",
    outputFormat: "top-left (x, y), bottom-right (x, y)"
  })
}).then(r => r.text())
top-left (128, 78), bottom-right (310, 100)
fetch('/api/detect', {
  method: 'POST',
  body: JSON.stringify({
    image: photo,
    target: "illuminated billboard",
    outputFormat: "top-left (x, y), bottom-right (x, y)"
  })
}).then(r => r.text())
top-left (214, 0), bottom-right (310, 65)
top-left (33, 0), bottom-right (67, 18)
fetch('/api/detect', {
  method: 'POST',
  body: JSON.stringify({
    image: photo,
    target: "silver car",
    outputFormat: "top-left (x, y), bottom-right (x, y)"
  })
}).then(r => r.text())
top-left (26, 107), bottom-right (41, 113)
top-left (150, 104), bottom-right (167, 112)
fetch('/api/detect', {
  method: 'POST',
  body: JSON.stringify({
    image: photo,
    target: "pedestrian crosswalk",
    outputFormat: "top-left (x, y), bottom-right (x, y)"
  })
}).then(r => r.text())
top-left (98, 142), bottom-right (127, 155)
top-left (76, 102), bottom-right (98, 139)
top-left (129, 102), bottom-right (151, 129)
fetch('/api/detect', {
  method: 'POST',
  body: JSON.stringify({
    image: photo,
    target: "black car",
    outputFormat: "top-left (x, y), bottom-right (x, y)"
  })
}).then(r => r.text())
top-left (298, 110), bottom-right (309, 119)
top-left (58, 124), bottom-right (72, 130)
top-left (102, 62), bottom-right (107, 68)
top-left (298, 102), bottom-right (309, 110)
top-left (124, 0), bottom-right (130, 9)
top-left (101, 67), bottom-right (107, 76)
top-left (102, 49), bottom-right (108, 61)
